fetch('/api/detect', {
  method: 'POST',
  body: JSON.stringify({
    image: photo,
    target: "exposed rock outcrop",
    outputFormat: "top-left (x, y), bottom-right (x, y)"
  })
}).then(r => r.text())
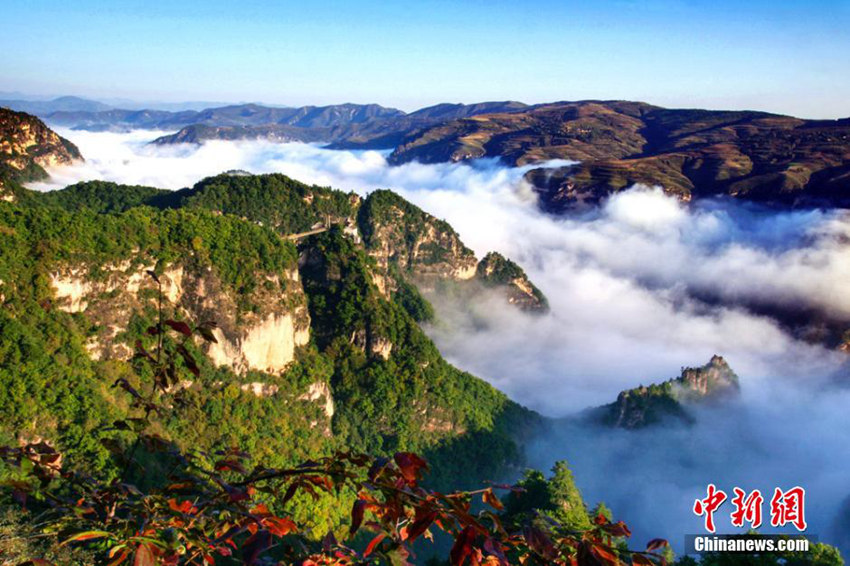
top-left (358, 190), bottom-right (479, 285)
top-left (0, 108), bottom-right (82, 186)
top-left (357, 190), bottom-right (548, 310)
top-left (476, 252), bottom-right (548, 312)
top-left (298, 381), bottom-right (335, 419)
top-left (49, 260), bottom-right (310, 374)
top-left (593, 355), bottom-right (740, 429)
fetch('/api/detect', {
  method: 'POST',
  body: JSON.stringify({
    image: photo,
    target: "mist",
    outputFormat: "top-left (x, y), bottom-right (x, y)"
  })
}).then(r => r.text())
top-left (33, 129), bottom-right (850, 554)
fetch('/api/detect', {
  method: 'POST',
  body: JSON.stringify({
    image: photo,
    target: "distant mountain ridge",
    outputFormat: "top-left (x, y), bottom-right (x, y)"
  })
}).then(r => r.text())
top-left (43, 102), bottom-right (407, 133)
top-left (387, 100), bottom-right (850, 207)
top-left (4, 95), bottom-right (849, 207)
top-left (0, 95), bottom-right (112, 114)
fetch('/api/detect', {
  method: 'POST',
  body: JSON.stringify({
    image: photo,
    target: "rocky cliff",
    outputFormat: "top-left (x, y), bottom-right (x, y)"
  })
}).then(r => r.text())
top-left (0, 108), bottom-right (82, 192)
top-left (0, 172), bottom-right (544, 493)
top-left (356, 189), bottom-right (549, 311)
top-left (476, 252), bottom-right (548, 312)
top-left (592, 355), bottom-right (740, 429)
top-left (357, 189), bottom-right (479, 282)
top-left (49, 260), bottom-right (310, 374)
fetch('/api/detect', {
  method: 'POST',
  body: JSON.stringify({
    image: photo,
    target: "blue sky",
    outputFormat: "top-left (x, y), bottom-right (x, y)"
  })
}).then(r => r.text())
top-left (2, 0), bottom-right (849, 117)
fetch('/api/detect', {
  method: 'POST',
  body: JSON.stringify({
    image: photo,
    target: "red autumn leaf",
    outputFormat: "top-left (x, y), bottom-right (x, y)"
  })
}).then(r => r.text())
top-left (61, 530), bottom-right (111, 545)
top-left (350, 499), bottom-right (367, 536)
top-left (394, 452), bottom-right (428, 485)
top-left (250, 503), bottom-right (271, 516)
top-left (450, 526), bottom-right (476, 566)
top-left (523, 526), bottom-right (556, 561)
top-left (164, 320), bottom-right (192, 336)
top-left (483, 537), bottom-right (508, 565)
top-left (133, 543), bottom-right (157, 566)
top-left (632, 555), bottom-right (655, 566)
top-left (305, 475), bottom-right (333, 490)
top-left (482, 489), bottom-right (504, 511)
top-left (646, 539), bottom-right (669, 552)
top-left (407, 509), bottom-right (438, 542)
top-left (265, 516), bottom-right (297, 537)
top-left (589, 543), bottom-right (620, 566)
top-left (107, 551), bottom-right (130, 566)
top-left (168, 498), bottom-right (196, 514)
top-left (214, 459), bottom-right (247, 474)
top-left (602, 521), bottom-right (632, 538)
top-left (364, 533), bottom-right (386, 557)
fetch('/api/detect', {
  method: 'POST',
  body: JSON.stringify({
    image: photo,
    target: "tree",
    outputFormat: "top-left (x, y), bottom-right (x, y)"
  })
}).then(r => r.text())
top-left (0, 289), bottom-right (669, 565)
top-left (548, 461), bottom-right (593, 531)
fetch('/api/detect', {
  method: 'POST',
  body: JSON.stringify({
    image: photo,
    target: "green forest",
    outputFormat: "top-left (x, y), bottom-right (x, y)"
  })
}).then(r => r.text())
top-left (0, 172), bottom-right (842, 565)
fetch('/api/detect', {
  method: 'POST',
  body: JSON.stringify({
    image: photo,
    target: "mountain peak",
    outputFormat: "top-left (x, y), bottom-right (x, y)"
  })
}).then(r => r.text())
top-left (594, 356), bottom-right (740, 429)
top-left (0, 108), bottom-right (83, 191)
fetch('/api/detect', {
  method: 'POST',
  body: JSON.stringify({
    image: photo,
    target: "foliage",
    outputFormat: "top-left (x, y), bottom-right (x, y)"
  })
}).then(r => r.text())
top-left (0, 185), bottom-right (536, 534)
top-left (356, 190), bottom-right (475, 267)
top-left (475, 252), bottom-right (548, 311)
top-left (0, 305), bottom-right (667, 566)
top-left (175, 173), bottom-right (359, 235)
top-left (0, 202), bottom-right (297, 300)
top-left (474, 253), bottom-right (525, 287)
top-left (503, 463), bottom-right (592, 532)
top-left (15, 180), bottom-right (170, 213)
top-left (299, 228), bottom-right (536, 474)
top-left (0, 201), bottom-right (299, 476)
top-left (388, 265), bottom-right (434, 323)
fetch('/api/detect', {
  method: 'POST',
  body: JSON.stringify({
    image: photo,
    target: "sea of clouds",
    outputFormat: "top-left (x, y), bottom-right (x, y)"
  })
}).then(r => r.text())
top-left (33, 129), bottom-right (850, 553)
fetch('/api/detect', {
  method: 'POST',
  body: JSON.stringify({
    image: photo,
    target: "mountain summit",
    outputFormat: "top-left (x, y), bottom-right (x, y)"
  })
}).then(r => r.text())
top-left (0, 108), bottom-right (82, 195)
top-left (593, 355), bottom-right (740, 429)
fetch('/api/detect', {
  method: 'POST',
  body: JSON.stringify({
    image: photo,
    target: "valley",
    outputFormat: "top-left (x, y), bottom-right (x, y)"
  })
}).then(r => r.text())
top-left (2, 104), bottom-right (850, 565)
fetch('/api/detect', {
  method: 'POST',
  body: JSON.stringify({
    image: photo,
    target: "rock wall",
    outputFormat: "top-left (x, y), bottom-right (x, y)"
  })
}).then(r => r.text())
top-left (50, 260), bottom-right (311, 374)
top-left (0, 108), bottom-right (82, 183)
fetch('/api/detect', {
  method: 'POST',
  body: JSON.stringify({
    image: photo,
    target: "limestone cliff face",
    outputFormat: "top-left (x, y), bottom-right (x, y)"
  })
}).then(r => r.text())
top-left (358, 190), bottom-right (478, 286)
top-left (0, 108), bottom-right (82, 188)
top-left (49, 260), bottom-right (310, 374)
top-left (476, 252), bottom-right (548, 312)
top-left (356, 190), bottom-right (549, 310)
top-left (674, 355), bottom-right (740, 401)
top-left (595, 355), bottom-right (739, 429)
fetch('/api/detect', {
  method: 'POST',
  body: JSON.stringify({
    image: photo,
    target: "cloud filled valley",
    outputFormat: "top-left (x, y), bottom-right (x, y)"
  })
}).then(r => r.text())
top-left (32, 128), bottom-right (850, 553)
